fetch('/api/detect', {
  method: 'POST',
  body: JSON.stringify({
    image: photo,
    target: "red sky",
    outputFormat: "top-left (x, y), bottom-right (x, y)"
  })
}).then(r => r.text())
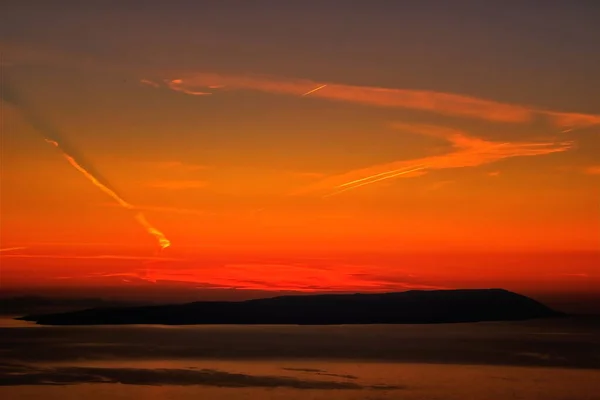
top-left (1, 2), bottom-right (599, 312)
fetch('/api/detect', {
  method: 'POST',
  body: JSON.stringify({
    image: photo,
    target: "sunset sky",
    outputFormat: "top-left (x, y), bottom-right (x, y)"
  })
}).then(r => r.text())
top-left (1, 1), bottom-right (599, 311)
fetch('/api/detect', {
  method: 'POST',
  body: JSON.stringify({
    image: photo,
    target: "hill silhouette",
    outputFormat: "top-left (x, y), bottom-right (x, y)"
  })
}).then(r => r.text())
top-left (19, 289), bottom-right (562, 325)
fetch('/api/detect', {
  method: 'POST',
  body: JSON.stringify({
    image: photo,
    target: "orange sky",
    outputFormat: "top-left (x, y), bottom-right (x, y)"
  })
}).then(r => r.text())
top-left (1, 2), bottom-right (599, 310)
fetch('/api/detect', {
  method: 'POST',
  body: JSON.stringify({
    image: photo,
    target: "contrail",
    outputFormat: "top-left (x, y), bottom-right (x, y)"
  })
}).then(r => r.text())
top-left (336, 165), bottom-right (426, 188)
top-left (302, 84), bottom-right (327, 96)
top-left (0, 247), bottom-right (27, 253)
top-left (323, 166), bottom-right (427, 198)
top-left (1, 73), bottom-right (170, 250)
top-left (44, 139), bottom-right (170, 249)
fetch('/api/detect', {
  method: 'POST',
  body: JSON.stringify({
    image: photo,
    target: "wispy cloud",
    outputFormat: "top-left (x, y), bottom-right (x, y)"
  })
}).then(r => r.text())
top-left (542, 111), bottom-right (600, 130)
top-left (146, 180), bottom-right (208, 190)
top-left (295, 123), bottom-right (572, 195)
top-left (0, 254), bottom-right (180, 262)
top-left (165, 79), bottom-right (213, 95)
top-left (104, 263), bottom-right (448, 292)
top-left (4, 41), bottom-right (598, 130)
top-left (139, 79), bottom-right (160, 88)
top-left (558, 273), bottom-right (590, 278)
top-left (161, 72), bottom-right (600, 128)
top-left (0, 363), bottom-right (401, 389)
top-left (0, 247), bottom-right (27, 253)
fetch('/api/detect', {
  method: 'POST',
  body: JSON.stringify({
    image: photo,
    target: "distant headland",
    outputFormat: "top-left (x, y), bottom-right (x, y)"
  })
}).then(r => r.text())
top-left (18, 289), bottom-right (563, 326)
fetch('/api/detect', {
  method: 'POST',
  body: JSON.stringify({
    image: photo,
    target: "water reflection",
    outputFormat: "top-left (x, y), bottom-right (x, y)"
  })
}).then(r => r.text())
top-left (1, 318), bottom-right (599, 399)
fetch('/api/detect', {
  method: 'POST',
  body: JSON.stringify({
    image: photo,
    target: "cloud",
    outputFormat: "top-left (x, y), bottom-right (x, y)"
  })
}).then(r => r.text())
top-left (162, 73), bottom-right (600, 128)
top-left (558, 273), bottom-right (590, 278)
top-left (0, 254), bottom-right (180, 262)
top-left (99, 262), bottom-right (448, 293)
top-left (282, 368), bottom-right (358, 380)
top-left (146, 180), bottom-right (208, 190)
top-left (26, 259), bottom-right (445, 292)
top-left (295, 123), bottom-right (572, 195)
top-left (3, 41), bottom-right (598, 130)
top-left (166, 79), bottom-right (213, 96)
top-left (542, 111), bottom-right (600, 130)
top-left (0, 363), bottom-right (402, 389)
top-left (139, 79), bottom-right (160, 88)
top-left (0, 247), bottom-right (27, 253)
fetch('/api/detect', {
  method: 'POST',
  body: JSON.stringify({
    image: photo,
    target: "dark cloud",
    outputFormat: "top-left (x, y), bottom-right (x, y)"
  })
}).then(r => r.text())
top-left (282, 367), bottom-right (358, 380)
top-left (283, 367), bottom-right (326, 373)
top-left (0, 363), bottom-right (401, 390)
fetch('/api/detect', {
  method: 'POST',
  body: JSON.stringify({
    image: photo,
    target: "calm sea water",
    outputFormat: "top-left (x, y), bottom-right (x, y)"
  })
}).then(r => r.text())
top-left (1, 317), bottom-right (599, 399)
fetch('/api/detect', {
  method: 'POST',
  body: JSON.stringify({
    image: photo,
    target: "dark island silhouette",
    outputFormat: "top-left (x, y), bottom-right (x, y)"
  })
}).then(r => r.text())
top-left (19, 289), bottom-right (562, 326)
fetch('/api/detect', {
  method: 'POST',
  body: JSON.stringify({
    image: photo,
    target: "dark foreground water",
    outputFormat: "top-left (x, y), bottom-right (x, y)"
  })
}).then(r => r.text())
top-left (1, 317), bottom-right (599, 399)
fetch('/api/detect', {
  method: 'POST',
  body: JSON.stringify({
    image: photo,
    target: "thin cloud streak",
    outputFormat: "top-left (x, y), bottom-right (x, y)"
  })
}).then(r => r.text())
top-left (95, 263), bottom-right (448, 292)
top-left (166, 79), bottom-right (212, 95)
top-left (163, 73), bottom-right (600, 128)
top-left (302, 84), bottom-right (327, 96)
top-left (295, 123), bottom-right (573, 195)
top-left (139, 79), bottom-right (160, 88)
top-left (0, 363), bottom-right (398, 390)
top-left (0, 247), bottom-right (27, 253)
top-left (1, 254), bottom-right (181, 261)
top-left (324, 166), bottom-right (427, 198)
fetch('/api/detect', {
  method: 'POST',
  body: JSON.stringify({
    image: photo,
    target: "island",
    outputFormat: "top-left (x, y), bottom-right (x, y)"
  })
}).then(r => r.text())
top-left (18, 289), bottom-right (562, 325)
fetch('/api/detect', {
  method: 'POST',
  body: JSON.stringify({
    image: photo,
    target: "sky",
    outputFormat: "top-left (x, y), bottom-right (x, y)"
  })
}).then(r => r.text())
top-left (1, 1), bottom-right (599, 311)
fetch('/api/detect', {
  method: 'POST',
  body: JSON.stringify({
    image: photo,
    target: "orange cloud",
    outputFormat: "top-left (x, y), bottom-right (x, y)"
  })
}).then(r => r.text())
top-left (0, 247), bottom-right (27, 253)
top-left (0, 254), bottom-right (181, 261)
top-left (165, 73), bottom-right (600, 127)
top-left (97, 263), bottom-right (448, 292)
top-left (139, 79), bottom-right (160, 88)
top-left (4, 42), bottom-right (598, 129)
top-left (296, 123), bottom-right (573, 195)
top-left (542, 111), bottom-right (600, 130)
top-left (166, 79), bottom-right (212, 95)
top-left (146, 180), bottom-right (208, 190)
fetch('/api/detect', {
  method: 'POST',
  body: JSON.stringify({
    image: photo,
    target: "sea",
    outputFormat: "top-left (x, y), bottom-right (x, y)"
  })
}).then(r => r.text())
top-left (1, 316), bottom-right (599, 399)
